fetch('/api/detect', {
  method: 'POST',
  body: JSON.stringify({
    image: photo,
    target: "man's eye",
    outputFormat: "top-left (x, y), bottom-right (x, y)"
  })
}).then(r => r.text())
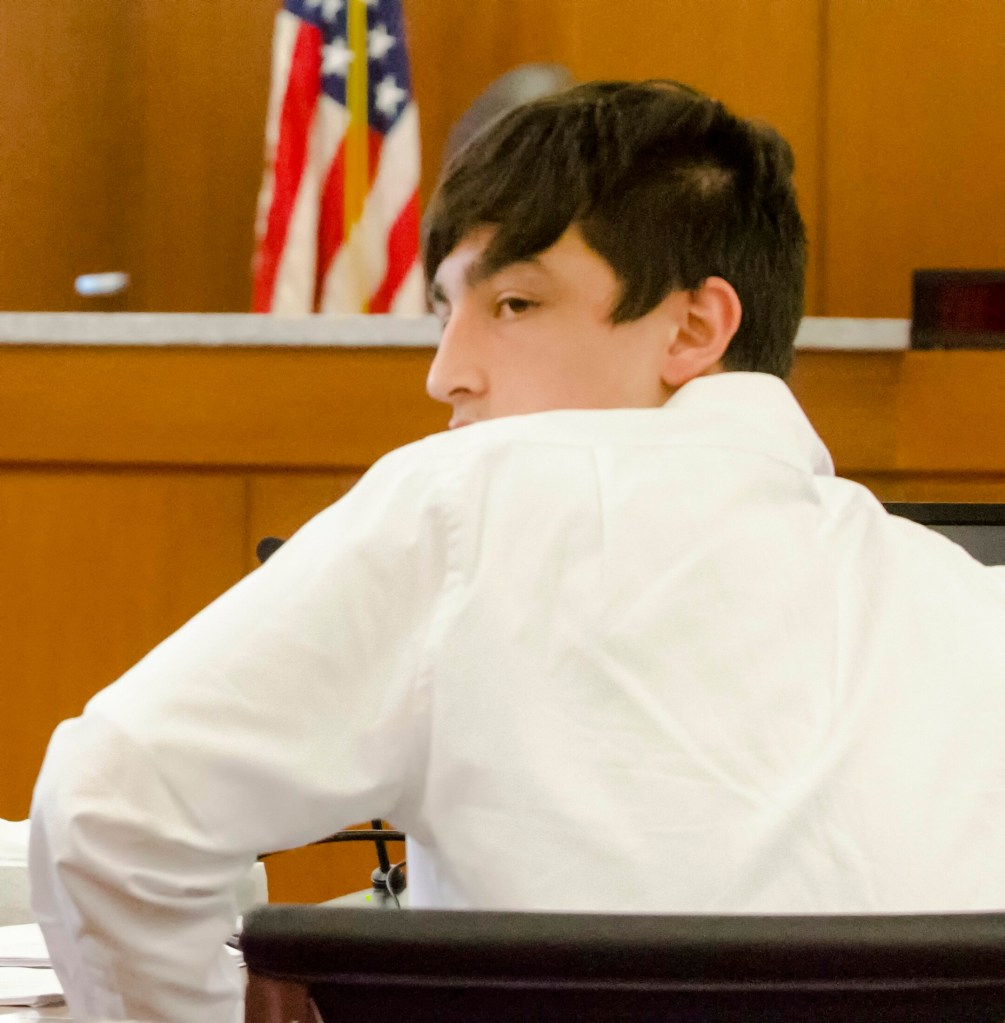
top-left (497, 296), bottom-right (535, 317)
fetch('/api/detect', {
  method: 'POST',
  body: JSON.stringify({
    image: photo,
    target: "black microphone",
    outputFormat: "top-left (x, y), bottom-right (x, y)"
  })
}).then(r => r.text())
top-left (256, 536), bottom-right (286, 564)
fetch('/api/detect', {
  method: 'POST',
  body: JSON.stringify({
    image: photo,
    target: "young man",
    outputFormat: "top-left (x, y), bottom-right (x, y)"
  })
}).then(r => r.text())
top-left (30, 81), bottom-right (1005, 1023)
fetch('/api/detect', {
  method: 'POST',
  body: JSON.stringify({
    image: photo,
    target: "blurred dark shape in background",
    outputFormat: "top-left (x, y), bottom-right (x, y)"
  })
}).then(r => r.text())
top-left (443, 63), bottom-right (576, 167)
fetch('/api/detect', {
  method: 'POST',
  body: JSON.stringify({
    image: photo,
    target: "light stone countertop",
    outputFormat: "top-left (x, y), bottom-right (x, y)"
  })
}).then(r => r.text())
top-left (0, 313), bottom-right (911, 351)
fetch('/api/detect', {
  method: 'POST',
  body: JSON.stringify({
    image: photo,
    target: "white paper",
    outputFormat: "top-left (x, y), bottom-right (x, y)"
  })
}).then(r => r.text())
top-left (0, 820), bottom-right (29, 864)
top-left (0, 967), bottom-right (64, 1007)
top-left (0, 926), bottom-right (49, 969)
top-left (0, 822), bottom-right (32, 930)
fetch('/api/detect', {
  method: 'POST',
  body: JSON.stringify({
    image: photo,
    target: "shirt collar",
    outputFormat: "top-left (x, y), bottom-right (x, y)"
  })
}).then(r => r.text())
top-left (665, 372), bottom-right (835, 477)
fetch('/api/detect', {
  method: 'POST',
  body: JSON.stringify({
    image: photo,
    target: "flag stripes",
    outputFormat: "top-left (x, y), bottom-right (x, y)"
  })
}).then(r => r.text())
top-left (253, 0), bottom-right (422, 315)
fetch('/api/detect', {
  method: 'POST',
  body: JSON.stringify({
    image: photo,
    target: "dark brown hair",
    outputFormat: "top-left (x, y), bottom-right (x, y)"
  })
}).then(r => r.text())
top-left (422, 80), bottom-right (806, 377)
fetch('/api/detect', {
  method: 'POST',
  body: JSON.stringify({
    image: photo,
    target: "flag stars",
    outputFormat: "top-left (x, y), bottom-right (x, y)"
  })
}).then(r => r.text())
top-left (368, 23), bottom-right (396, 60)
top-left (304, 0), bottom-right (344, 22)
top-left (322, 36), bottom-right (354, 77)
top-left (375, 74), bottom-right (407, 117)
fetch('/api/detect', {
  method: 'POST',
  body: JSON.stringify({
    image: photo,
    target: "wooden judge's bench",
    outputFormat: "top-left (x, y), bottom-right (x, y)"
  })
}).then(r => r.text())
top-left (2, 313), bottom-right (1003, 904)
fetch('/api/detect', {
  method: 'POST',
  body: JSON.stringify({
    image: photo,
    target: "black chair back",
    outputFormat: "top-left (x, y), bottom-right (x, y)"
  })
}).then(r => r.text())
top-left (242, 905), bottom-right (1005, 1022)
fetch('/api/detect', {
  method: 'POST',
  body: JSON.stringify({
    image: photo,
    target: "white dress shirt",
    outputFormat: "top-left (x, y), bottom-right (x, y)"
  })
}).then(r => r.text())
top-left (29, 372), bottom-right (1005, 1023)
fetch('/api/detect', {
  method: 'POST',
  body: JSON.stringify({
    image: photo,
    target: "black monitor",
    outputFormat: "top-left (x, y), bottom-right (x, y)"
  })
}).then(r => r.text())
top-left (911, 269), bottom-right (1005, 350)
top-left (883, 502), bottom-right (1005, 566)
top-left (241, 905), bottom-right (1005, 1023)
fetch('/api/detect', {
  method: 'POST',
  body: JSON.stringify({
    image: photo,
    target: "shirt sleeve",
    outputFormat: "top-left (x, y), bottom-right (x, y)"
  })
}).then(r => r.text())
top-left (28, 440), bottom-right (453, 1023)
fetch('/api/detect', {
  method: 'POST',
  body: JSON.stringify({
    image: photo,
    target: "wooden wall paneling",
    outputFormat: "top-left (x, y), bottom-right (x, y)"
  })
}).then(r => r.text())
top-left (555, 0), bottom-right (825, 314)
top-left (404, 0), bottom-right (574, 202)
top-left (245, 470), bottom-right (402, 904)
top-left (0, 3), bottom-right (142, 312)
top-left (824, 0), bottom-right (1005, 318)
top-left (244, 472), bottom-right (363, 571)
top-left (0, 346), bottom-right (445, 469)
top-left (788, 350), bottom-right (901, 474)
top-left (0, 470), bottom-right (247, 820)
top-left (896, 352), bottom-right (1005, 473)
top-left (0, 0), bottom-right (276, 314)
top-left (849, 474), bottom-right (1005, 503)
top-left (791, 350), bottom-right (1005, 501)
top-left (131, 2), bottom-right (278, 312)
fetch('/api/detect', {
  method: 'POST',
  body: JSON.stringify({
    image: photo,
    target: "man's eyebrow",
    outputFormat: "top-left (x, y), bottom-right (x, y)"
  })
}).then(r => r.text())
top-left (429, 253), bottom-right (550, 304)
top-left (467, 253), bottom-right (547, 288)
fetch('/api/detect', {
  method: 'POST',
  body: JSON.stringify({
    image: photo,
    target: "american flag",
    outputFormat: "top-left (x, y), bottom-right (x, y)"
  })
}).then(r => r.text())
top-left (253, 0), bottom-right (423, 314)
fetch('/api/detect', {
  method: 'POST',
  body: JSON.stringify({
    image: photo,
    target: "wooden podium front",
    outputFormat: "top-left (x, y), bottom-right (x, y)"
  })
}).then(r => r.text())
top-left (2, 324), bottom-right (1003, 901)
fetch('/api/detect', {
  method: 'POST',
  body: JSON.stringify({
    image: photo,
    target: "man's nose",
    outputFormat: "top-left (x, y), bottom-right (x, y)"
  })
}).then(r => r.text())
top-left (426, 310), bottom-right (487, 405)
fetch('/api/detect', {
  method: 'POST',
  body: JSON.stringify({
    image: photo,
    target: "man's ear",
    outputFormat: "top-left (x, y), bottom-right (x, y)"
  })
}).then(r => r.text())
top-left (660, 276), bottom-right (742, 390)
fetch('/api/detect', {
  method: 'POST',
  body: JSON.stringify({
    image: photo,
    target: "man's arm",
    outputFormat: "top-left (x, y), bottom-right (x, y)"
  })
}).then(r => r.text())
top-left (29, 441), bottom-right (451, 1022)
top-left (30, 715), bottom-right (251, 1023)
